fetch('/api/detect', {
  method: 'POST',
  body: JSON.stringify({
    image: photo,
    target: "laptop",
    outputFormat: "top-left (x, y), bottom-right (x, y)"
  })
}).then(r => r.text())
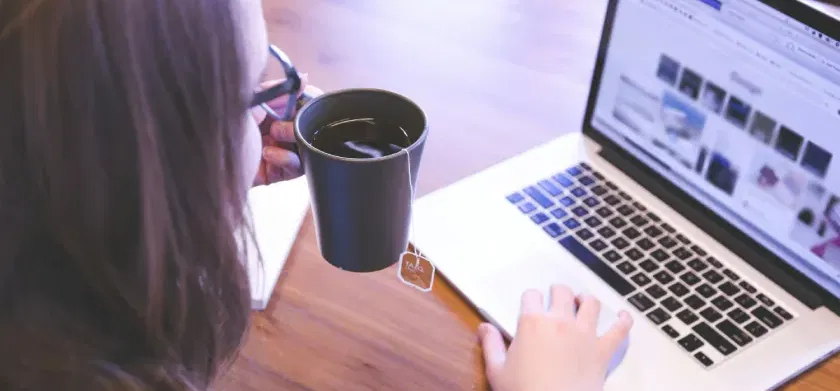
top-left (413, 0), bottom-right (840, 389)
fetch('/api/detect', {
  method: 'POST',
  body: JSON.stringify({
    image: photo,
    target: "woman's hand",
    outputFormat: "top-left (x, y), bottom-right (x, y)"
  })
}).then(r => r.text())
top-left (479, 286), bottom-right (633, 391)
top-left (251, 78), bottom-right (323, 186)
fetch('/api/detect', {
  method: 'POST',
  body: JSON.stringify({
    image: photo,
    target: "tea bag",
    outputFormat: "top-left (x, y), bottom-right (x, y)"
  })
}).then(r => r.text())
top-left (395, 130), bottom-right (436, 292)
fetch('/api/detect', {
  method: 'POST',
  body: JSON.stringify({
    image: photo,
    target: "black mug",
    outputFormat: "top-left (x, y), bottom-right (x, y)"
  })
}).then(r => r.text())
top-left (294, 89), bottom-right (428, 272)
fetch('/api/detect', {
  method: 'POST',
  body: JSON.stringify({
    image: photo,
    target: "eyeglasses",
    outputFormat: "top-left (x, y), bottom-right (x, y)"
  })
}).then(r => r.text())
top-left (250, 44), bottom-right (303, 121)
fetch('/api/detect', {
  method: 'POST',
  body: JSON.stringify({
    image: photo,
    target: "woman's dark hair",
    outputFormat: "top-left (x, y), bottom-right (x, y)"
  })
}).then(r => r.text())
top-left (0, 0), bottom-right (254, 389)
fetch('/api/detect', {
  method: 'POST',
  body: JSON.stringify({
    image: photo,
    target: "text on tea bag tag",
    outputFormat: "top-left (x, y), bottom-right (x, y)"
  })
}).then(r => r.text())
top-left (395, 130), bottom-right (436, 292)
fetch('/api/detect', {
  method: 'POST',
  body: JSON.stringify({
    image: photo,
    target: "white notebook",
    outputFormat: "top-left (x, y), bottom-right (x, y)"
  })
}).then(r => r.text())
top-left (243, 177), bottom-right (310, 310)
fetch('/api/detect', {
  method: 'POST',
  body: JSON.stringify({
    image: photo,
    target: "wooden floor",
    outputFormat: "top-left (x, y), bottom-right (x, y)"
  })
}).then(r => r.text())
top-left (220, 0), bottom-right (840, 390)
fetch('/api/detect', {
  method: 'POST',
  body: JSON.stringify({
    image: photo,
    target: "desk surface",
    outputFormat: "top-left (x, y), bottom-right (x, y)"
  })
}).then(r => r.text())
top-left (222, 0), bottom-right (840, 389)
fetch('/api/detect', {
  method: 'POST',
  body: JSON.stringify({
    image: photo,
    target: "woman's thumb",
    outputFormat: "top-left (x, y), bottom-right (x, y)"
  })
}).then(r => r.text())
top-left (478, 323), bottom-right (506, 381)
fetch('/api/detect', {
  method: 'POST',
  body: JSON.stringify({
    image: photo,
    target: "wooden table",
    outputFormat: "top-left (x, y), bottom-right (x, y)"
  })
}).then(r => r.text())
top-left (221, 0), bottom-right (840, 389)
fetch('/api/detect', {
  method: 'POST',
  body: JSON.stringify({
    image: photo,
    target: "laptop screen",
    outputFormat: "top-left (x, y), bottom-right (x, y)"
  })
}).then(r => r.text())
top-left (589, 0), bottom-right (840, 296)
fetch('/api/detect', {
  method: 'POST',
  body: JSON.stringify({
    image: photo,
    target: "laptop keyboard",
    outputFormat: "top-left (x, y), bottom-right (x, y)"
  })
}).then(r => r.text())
top-left (507, 162), bottom-right (796, 369)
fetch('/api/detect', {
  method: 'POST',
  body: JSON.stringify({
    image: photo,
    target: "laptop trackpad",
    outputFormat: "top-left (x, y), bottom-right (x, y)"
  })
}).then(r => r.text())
top-left (477, 258), bottom-right (621, 339)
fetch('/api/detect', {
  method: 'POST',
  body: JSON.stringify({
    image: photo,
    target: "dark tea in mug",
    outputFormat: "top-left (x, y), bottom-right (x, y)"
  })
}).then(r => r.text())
top-left (311, 118), bottom-right (412, 159)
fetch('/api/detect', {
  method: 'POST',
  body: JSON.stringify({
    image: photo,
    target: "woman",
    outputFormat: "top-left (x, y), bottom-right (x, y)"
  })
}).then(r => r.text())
top-left (0, 0), bottom-right (632, 390)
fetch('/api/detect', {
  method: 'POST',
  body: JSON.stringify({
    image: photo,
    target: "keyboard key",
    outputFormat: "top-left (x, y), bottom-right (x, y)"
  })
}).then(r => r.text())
top-left (669, 282), bottom-right (690, 297)
top-left (551, 208), bottom-right (569, 219)
top-left (603, 250), bottom-right (622, 263)
top-left (672, 247), bottom-right (692, 260)
top-left (684, 294), bottom-right (705, 310)
top-left (579, 162), bottom-right (592, 171)
top-left (597, 226), bottom-right (616, 238)
top-left (647, 211), bottom-right (662, 222)
top-left (651, 249), bottom-right (670, 262)
top-left (694, 352), bottom-right (714, 367)
top-left (728, 308), bottom-right (750, 324)
top-left (745, 321), bottom-right (768, 338)
top-left (712, 296), bottom-right (734, 311)
top-left (596, 206), bottom-right (614, 218)
top-left (631, 273), bottom-right (652, 287)
top-left (680, 271), bottom-right (701, 286)
top-left (579, 176), bottom-right (596, 186)
top-left (553, 173), bottom-right (574, 187)
top-left (662, 324), bottom-right (680, 338)
top-left (617, 261), bottom-right (637, 275)
top-left (706, 256), bottom-right (723, 268)
top-left (653, 271), bottom-right (674, 285)
top-left (558, 196), bottom-right (575, 207)
top-left (617, 205), bottom-right (634, 215)
top-left (665, 260), bottom-right (685, 274)
top-left (703, 270), bottom-right (724, 284)
top-left (622, 227), bottom-right (641, 240)
top-left (583, 197), bottom-right (600, 207)
top-left (774, 307), bottom-right (793, 320)
top-left (609, 216), bottom-right (628, 228)
top-left (566, 166), bottom-right (583, 176)
top-left (637, 238), bottom-right (656, 251)
top-left (647, 307), bottom-right (671, 325)
top-left (677, 309), bottom-right (700, 325)
top-left (630, 215), bottom-right (649, 227)
top-left (543, 223), bottom-right (565, 238)
top-left (735, 294), bottom-right (757, 309)
top-left (593, 171), bottom-right (605, 180)
top-left (618, 191), bottom-right (632, 201)
top-left (524, 186), bottom-right (554, 208)
top-left (590, 239), bottom-right (608, 252)
top-left (632, 201), bottom-right (647, 211)
top-left (751, 306), bottom-right (783, 328)
top-left (564, 218), bottom-right (581, 229)
top-left (717, 320), bottom-right (753, 347)
top-left (662, 296), bottom-right (683, 312)
top-left (538, 180), bottom-right (563, 196)
top-left (690, 245), bottom-right (707, 256)
top-left (646, 285), bottom-right (667, 299)
top-left (628, 292), bottom-right (655, 312)
top-left (693, 322), bottom-right (736, 356)
top-left (720, 282), bottom-right (741, 296)
top-left (700, 307), bottom-right (722, 322)
top-left (507, 193), bottom-right (525, 203)
top-left (592, 185), bottom-right (608, 196)
top-left (643, 225), bottom-right (664, 238)
top-left (605, 181), bottom-right (618, 190)
top-left (604, 194), bottom-right (621, 206)
top-left (558, 236), bottom-right (635, 296)
top-left (687, 258), bottom-right (708, 272)
top-left (678, 334), bottom-right (704, 352)
top-left (676, 233), bottom-right (691, 245)
top-left (658, 236), bottom-right (678, 249)
top-left (739, 281), bottom-right (757, 294)
top-left (756, 294), bottom-right (775, 307)
top-left (723, 269), bottom-right (740, 281)
top-left (576, 228), bottom-right (595, 241)
top-left (611, 237), bottom-right (630, 250)
top-left (519, 202), bottom-right (536, 213)
top-left (531, 213), bottom-right (549, 224)
top-left (639, 259), bottom-right (659, 272)
top-left (572, 206), bottom-right (589, 217)
top-left (661, 223), bottom-right (676, 233)
top-left (584, 216), bottom-right (602, 228)
top-left (696, 284), bottom-right (717, 299)
top-left (571, 187), bottom-right (587, 198)
top-left (625, 248), bottom-right (644, 261)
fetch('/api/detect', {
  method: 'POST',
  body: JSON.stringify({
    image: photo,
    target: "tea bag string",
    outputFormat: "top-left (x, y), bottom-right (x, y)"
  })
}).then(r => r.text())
top-left (401, 127), bottom-right (421, 266)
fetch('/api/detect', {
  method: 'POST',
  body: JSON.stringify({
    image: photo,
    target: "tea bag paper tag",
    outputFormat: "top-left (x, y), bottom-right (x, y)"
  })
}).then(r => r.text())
top-left (398, 251), bottom-right (435, 292)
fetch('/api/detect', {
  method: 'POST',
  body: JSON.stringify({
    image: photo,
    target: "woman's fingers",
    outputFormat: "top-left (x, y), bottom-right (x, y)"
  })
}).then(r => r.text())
top-left (262, 146), bottom-right (303, 182)
top-left (270, 121), bottom-right (296, 143)
top-left (520, 289), bottom-right (544, 315)
top-left (575, 294), bottom-right (601, 331)
top-left (597, 311), bottom-right (633, 365)
top-left (548, 285), bottom-right (576, 319)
